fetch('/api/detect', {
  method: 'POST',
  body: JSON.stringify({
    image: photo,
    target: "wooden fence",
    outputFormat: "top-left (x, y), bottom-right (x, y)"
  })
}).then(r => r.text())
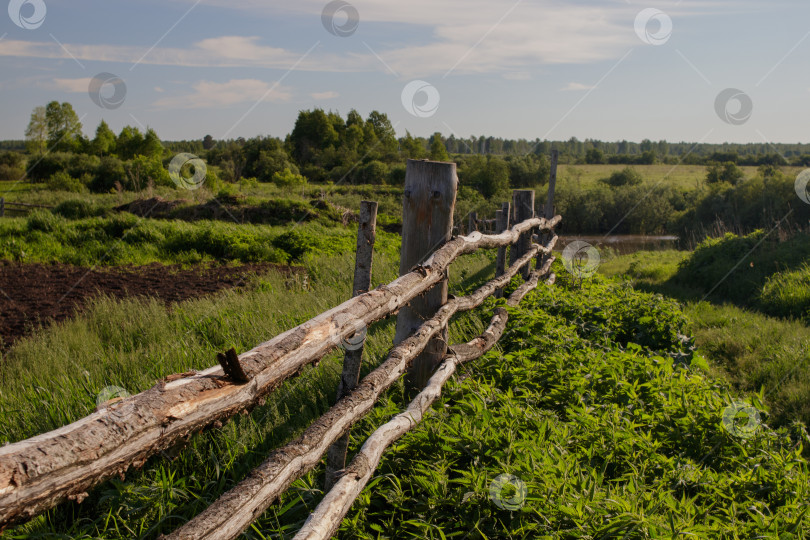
top-left (0, 197), bottom-right (54, 216)
top-left (0, 157), bottom-right (561, 538)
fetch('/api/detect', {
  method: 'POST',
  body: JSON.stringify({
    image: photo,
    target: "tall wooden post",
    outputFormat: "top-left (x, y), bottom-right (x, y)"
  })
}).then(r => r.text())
top-left (0, 198), bottom-right (4, 218)
top-left (395, 160), bottom-right (457, 392)
top-left (494, 202), bottom-right (510, 298)
top-left (468, 212), bottom-right (477, 235)
top-left (509, 190), bottom-right (535, 279)
top-left (324, 200), bottom-right (378, 491)
top-left (538, 149), bottom-right (559, 269)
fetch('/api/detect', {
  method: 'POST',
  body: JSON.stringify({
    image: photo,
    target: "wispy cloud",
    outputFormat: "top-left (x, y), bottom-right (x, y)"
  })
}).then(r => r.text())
top-left (51, 77), bottom-right (92, 93)
top-left (561, 82), bottom-right (596, 91)
top-left (152, 79), bottom-right (293, 110)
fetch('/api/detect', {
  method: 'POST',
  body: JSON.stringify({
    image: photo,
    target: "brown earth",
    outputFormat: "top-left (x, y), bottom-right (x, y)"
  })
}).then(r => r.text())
top-left (0, 261), bottom-right (300, 351)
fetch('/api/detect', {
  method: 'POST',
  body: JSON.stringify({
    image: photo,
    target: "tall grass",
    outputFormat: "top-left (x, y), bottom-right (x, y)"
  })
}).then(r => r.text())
top-left (1, 250), bottom-right (496, 538)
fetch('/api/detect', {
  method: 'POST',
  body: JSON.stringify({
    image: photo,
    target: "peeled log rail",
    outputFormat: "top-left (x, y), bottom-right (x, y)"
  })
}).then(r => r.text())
top-left (0, 215), bottom-right (560, 529)
top-left (161, 240), bottom-right (553, 540)
top-left (293, 270), bottom-right (554, 540)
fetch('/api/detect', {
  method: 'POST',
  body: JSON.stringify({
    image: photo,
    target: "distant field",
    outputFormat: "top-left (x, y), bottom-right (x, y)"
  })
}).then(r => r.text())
top-left (558, 164), bottom-right (805, 191)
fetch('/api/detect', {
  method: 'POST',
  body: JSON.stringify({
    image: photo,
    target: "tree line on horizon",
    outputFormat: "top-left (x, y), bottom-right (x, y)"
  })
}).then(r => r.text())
top-left (1, 102), bottom-right (808, 241)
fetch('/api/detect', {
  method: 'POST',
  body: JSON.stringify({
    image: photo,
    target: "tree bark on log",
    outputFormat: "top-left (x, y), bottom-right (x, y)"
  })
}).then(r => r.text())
top-left (160, 242), bottom-right (550, 540)
top-left (0, 215), bottom-right (559, 530)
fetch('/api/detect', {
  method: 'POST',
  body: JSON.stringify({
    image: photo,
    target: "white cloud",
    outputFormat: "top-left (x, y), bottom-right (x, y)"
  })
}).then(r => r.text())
top-left (0, 1), bottom-right (728, 78)
top-left (51, 77), bottom-right (92, 92)
top-left (561, 82), bottom-right (596, 91)
top-left (152, 79), bottom-right (293, 110)
top-left (310, 91), bottom-right (339, 99)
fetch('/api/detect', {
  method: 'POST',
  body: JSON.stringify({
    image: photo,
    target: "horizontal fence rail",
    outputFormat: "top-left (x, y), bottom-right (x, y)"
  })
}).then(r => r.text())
top-left (0, 216), bottom-right (560, 529)
top-left (162, 232), bottom-right (559, 540)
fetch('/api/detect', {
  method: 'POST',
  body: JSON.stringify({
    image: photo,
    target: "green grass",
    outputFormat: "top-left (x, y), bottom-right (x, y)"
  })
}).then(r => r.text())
top-left (4, 257), bottom-right (809, 538)
top-left (558, 164), bottom-right (803, 192)
top-left (329, 272), bottom-right (810, 538)
top-left (0, 212), bottom-right (402, 265)
top-left (601, 249), bottom-right (810, 432)
top-left (1, 250), bottom-right (497, 538)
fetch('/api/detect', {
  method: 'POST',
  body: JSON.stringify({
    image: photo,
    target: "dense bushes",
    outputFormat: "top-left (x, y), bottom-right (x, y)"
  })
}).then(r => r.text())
top-left (670, 230), bottom-right (810, 319)
top-left (337, 273), bottom-right (810, 538)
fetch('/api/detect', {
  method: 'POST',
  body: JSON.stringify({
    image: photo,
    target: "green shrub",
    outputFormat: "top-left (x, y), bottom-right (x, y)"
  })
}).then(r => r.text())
top-left (91, 156), bottom-right (126, 192)
top-left (759, 264), bottom-right (810, 321)
top-left (271, 168), bottom-right (307, 188)
top-left (706, 161), bottom-right (745, 185)
top-left (47, 171), bottom-right (87, 193)
top-left (53, 199), bottom-right (107, 219)
top-left (600, 166), bottom-right (643, 187)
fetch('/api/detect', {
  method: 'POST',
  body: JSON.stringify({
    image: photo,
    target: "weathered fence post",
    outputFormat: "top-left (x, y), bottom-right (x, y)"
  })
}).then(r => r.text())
top-left (468, 211), bottom-right (477, 235)
top-left (0, 198), bottom-right (4, 217)
top-left (395, 159), bottom-right (458, 392)
top-left (494, 202), bottom-right (510, 298)
top-left (538, 149), bottom-right (559, 269)
top-left (324, 200), bottom-right (378, 490)
top-left (509, 190), bottom-right (535, 279)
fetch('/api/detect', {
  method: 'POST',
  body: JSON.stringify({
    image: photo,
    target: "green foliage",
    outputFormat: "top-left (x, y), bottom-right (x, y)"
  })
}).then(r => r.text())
top-left (355, 160), bottom-right (389, 185)
top-left (123, 155), bottom-right (172, 191)
top-left (44, 101), bottom-right (83, 152)
top-left (429, 132), bottom-right (450, 161)
top-left (671, 230), bottom-right (810, 311)
top-left (459, 155), bottom-right (510, 199)
top-left (47, 171), bottom-right (87, 193)
top-left (271, 167), bottom-right (307, 188)
top-left (585, 147), bottom-right (604, 164)
top-left (336, 274), bottom-right (809, 538)
top-left (758, 264), bottom-right (810, 321)
top-left (601, 166), bottom-right (643, 187)
top-left (25, 209), bottom-right (65, 232)
top-left (0, 213), bottom-right (400, 265)
top-left (603, 249), bottom-right (810, 431)
top-left (706, 161), bottom-right (745, 185)
top-left (53, 198), bottom-right (109, 220)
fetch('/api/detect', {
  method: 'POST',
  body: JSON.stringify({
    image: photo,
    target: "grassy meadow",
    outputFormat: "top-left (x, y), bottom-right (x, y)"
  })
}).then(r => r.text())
top-left (1, 167), bottom-right (810, 537)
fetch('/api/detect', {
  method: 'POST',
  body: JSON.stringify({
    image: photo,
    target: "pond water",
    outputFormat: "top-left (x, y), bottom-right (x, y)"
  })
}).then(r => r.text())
top-left (554, 235), bottom-right (679, 255)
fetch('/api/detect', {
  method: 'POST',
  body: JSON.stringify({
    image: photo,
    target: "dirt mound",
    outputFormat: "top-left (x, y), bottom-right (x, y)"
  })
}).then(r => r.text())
top-left (0, 261), bottom-right (299, 351)
top-left (116, 197), bottom-right (188, 217)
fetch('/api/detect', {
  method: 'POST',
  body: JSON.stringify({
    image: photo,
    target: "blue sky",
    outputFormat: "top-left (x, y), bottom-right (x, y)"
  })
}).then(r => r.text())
top-left (1, 0), bottom-right (808, 144)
